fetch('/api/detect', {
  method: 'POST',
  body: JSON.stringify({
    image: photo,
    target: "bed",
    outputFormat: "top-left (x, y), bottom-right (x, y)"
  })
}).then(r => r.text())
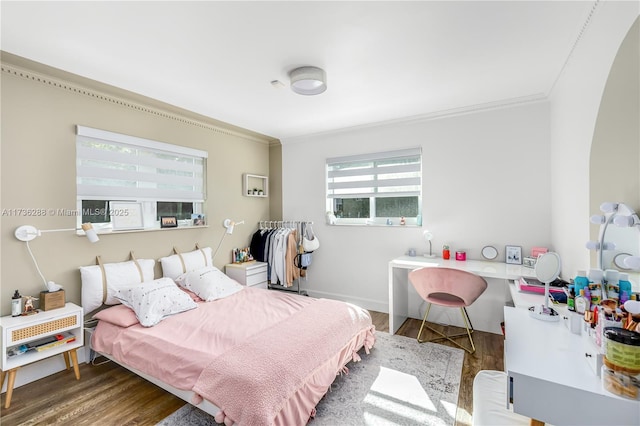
top-left (82, 248), bottom-right (375, 426)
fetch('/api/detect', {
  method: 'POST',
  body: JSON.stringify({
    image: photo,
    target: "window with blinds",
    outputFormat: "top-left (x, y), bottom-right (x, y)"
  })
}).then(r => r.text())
top-left (76, 125), bottom-right (207, 229)
top-left (326, 148), bottom-right (422, 225)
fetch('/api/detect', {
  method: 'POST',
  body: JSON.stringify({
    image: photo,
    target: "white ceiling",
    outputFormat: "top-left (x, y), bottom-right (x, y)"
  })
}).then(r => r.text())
top-left (1, 1), bottom-right (596, 140)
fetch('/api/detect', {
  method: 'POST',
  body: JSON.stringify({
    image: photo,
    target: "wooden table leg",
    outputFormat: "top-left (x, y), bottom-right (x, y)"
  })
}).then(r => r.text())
top-left (0, 370), bottom-right (6, 390)
top-left (63, 351), bottom-right (71, 370)
top-left (68, 349), bottom-right (80, 380)
top-left (530, 419), bottom-right (545, 426)
top-left (4, 368), bottom-right (18, 409)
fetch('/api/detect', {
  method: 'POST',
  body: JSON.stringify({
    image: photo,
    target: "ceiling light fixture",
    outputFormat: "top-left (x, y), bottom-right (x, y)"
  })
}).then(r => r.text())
top-left (289, 66), bottom-right (327, 95)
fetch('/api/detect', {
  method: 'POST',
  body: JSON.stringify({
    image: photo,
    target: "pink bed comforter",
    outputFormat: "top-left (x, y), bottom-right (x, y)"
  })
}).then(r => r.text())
top-left (91, 287), bottom-right (375, 425)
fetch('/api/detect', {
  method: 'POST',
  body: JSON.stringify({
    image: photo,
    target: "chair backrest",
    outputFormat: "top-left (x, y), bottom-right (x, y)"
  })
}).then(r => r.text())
top-left (409, 267), bottom-right (488, 307)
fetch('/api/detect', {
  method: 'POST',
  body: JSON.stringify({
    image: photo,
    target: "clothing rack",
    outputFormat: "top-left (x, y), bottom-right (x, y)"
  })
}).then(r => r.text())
top-left (253, 220), bottom-right (315, 296)
top-left (258, 220), bottom-right (313, 230)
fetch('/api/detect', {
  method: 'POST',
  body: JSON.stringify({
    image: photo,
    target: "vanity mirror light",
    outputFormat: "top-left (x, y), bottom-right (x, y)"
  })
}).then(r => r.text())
top-left (587, 202), bottom-right (640, 284)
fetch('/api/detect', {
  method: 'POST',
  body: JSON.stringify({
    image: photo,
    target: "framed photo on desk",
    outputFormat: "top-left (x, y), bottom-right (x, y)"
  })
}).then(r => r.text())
top-left (505, 245), bottom-right (522, 264)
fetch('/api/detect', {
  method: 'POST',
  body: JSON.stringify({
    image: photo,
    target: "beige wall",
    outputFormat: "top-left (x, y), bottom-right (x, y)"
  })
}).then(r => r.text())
top-left (0, 53), bottom-right (275, 316)
top-left (268, 143), bottom-right (283, 220)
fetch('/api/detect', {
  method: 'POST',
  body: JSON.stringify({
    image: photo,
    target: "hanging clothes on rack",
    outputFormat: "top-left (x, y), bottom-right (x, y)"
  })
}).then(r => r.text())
top-left (252, 221), bottom-right (315, 293)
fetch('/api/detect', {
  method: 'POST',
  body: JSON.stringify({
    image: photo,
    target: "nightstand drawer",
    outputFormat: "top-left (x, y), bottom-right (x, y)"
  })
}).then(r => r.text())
top-left (8, 314), bottom-right (79, 346)
top-left (246, 270), bottom-right (268, 287)
top-left (246, 263), bottom-right (267, 276)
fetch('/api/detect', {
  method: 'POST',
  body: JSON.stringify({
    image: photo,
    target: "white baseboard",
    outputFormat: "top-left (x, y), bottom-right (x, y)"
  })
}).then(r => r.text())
top-left (1, 345), bottom-right (88, 394)
top-left (306, 290), bottom-right (388, 314)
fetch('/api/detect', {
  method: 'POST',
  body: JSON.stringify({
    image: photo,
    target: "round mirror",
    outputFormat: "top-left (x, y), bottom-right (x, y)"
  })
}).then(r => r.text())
top-left (481, 246), bottom-right (498, 260)
top-left (535, 252), bottom-right (561, 283)
top-left (613, 253), bottom-right (633, 270)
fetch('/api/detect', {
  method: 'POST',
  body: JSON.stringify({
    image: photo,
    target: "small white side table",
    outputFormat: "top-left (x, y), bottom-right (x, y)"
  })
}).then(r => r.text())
top-left (0, 302), bottom-right (84, 408)
top-left (225, 261), bottom-right (268, 289)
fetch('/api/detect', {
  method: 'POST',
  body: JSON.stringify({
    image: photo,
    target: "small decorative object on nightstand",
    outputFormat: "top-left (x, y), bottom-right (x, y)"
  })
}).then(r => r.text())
top-left (39, 289), bottom-right (66, 311)
top-left (0, 302), bottom-right (83, 408)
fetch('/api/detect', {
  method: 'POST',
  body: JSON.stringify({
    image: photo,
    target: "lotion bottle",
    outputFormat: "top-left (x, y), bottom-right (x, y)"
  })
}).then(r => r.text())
top-left (619, 273), bottom-right (632, 305)
top-left (574, 270), bottom-right (589, 297)
top-left (575, 288), bottom-right (588, 314)
top-left (11, 290), bottom-right (22, 317)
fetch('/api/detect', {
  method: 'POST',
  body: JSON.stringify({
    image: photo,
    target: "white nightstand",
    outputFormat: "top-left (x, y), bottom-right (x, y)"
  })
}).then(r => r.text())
top-left (0, 302), bottom-right (83, 408)
top-left (225, 261), bottom-right (268, 289)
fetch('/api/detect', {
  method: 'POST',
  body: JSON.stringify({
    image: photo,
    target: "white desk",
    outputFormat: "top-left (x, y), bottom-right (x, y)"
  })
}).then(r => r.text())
top-left (388, 256), bottom-right (537, 334)
top-left (504, 306), bottom-right (640, 425)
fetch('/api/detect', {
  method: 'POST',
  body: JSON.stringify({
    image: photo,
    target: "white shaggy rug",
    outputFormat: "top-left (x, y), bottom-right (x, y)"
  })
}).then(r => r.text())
top-left (157, 332), bottom-right (464, 426)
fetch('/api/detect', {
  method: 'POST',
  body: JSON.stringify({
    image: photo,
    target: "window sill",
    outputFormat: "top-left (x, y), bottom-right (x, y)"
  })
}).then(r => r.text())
top-left (328, 222), bottom-right (421, 228)
top-left (77, 225), bottom-right (209, 236)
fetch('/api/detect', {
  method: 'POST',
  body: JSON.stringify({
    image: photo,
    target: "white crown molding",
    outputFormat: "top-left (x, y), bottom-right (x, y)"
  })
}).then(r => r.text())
top-left (1, 62), bottom-right (276, 145)
top-left (281, 93), bottom-right (548, 145)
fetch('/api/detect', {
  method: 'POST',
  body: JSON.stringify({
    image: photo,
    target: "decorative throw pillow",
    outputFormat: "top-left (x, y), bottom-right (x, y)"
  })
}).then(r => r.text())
top-left (114, 277), bottom-right (197, 327)
top-left (175, 266), bottom-right (244, 302)
top-left (92, 304), bottom-right (139, 328)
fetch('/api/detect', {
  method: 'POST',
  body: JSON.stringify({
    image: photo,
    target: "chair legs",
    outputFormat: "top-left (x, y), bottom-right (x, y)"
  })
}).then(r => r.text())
top-left (416, 303), bottom-right (477, 354)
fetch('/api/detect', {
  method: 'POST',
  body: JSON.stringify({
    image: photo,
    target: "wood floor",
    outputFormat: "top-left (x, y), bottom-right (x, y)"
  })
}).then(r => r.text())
top-left (0, 311), bottom-right (503, 426)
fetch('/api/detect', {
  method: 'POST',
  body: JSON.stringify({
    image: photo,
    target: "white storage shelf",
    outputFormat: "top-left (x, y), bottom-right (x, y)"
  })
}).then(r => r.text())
top-left (225, 261), bottom-right (268, 289)
top-left (244, 173), bottom-right (268, 197)
top-left (1, 303), bottom-right (84, 372)
top-left (1, 302), bottom-right (84, 408)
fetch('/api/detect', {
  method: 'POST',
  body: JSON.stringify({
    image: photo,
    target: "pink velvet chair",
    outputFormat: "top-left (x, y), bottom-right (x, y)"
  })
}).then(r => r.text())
top-left (408, 267), bottom-right (488, 354)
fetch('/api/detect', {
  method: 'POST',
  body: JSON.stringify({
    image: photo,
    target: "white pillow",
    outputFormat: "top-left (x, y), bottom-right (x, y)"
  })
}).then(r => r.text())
top-left (175, 266), bottom-right (244, 302)
top-left (80, 259), bottom-right (155, 314)
top-left (114, 277), bottom-right (197, 327)
top-left (160, 247), bottom-right (213, 280)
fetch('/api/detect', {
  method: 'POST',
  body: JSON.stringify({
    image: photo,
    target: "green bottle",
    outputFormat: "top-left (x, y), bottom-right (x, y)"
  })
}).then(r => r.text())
top-left (567, 285), bottom-right (575, 312)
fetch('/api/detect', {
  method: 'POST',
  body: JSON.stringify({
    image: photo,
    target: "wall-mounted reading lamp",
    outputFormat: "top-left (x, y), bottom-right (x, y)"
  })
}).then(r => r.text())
top-left (223, 219), bottom-right (245, 235)
top-left (15, 223), bottom-right (99, 291)
top-left (15, 223), bottom-right (100, 243)
top-left (212, 219), bottom-right (245, 260)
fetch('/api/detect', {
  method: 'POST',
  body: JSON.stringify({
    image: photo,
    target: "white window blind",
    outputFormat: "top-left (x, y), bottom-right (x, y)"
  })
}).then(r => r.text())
top-left (76, 126), bottom-right (207, 202)
top-left (327, 148), bottom-right (421, 199)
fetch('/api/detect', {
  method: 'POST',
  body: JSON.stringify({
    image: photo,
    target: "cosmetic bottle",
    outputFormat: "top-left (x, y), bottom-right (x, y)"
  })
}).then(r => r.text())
top-left (588, 269), bottom-right (603, 307)
top-left (574, 270), bottom-right (589, 296)
top-left (584, 287), bottom-right (592, 313)
top-left (619, 273), bottom-right (632, 305)
top-left (442, 245), bottom-right (450, 260)
top-left (604, 269), bottom-right (620, 301)
top-left (567, 285), bottom-right (576, 312)
top-left (575, 288), bottom-right (588, 314)
top-left (11, 290), bottom-right (22, 317)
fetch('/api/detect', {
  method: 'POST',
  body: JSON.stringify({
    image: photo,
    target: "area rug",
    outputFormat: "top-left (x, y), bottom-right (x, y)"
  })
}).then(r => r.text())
top-left (157, 332), bottom-right (464, 426)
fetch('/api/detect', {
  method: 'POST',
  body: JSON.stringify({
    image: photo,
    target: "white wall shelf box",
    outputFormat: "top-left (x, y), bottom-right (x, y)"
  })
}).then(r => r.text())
top-left (0, 302), bottom-right (83, 408)
top-left (225, 261), bottom-right (268, 289)
top-left (243, 173), bottom-right (268, 197)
